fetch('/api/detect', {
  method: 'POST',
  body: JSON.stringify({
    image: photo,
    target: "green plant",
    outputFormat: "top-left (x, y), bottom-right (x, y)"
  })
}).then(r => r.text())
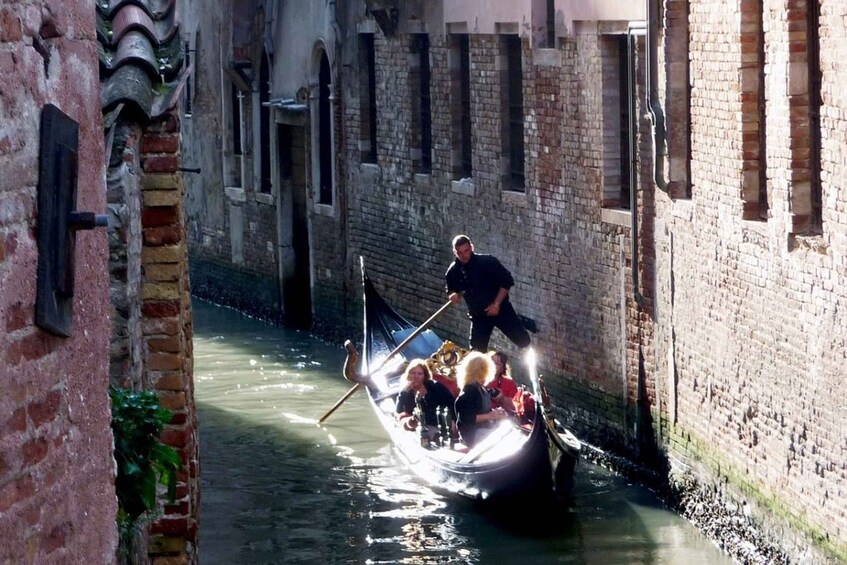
top-left (110, 386), bottom-right (181, 533)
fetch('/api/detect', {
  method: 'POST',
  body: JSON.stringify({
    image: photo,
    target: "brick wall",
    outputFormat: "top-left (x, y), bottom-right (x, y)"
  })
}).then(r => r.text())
top-left (178, 2), bottom-right (846, 560)
top-left (0, 1), bottom-right (117, 561)
top-left (106, 109), bottom-right (199, 563)
top-left (649, 0), bottom-right (847, 561)
top-left (108, 122), bottom-right (144, 386)
top-left (138, 113), bottom-right (200, 563)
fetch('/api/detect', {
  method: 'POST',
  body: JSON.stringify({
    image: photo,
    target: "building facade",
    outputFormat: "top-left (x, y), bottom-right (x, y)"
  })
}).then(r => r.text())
top-left (180, 1), bottom-right (846, 562)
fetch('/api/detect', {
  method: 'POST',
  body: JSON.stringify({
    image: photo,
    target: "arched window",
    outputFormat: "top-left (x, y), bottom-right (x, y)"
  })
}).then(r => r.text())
top-left (318, 51), bottom-right (333, 205)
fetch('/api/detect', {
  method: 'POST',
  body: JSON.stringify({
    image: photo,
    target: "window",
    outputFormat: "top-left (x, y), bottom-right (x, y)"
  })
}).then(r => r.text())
top-left (410, 34), bottom-right (432, 174)
top-left (807, 0), bottom-right (822, 232)
top-left (545, 0), bottom-right (556, 47)
top-left (223, 77), bottom-right (244, 188)
top-left (278, 124), bottom-right (293, 181)
top-left (740, 0), bottom-right (768, 220)
top-left (183, 40), bottom-right (193, 117)
top-left (230, 83), bottom-right (242, 156)
top-left (502, 35), bottom-right (524, 190)
top-left (787, 0), bottom-right (822, 234)
top-left (318, 51), bottom-right (333, 205)
top-left (259, 50), bottom-right (271, 194)
top-left (359, 33), bottom-right (377, 163)
top-left (450, 34), bottom-right (472, 179)
top-left (601, 34), bottom-right (638, 209)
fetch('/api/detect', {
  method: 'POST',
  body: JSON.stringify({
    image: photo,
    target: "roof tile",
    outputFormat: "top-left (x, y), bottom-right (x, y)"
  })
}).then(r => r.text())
top-left (97, 0), bottom-right (185, 120)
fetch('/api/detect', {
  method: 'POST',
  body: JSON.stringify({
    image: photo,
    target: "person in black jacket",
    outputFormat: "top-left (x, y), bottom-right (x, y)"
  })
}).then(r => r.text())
top-left (445, 234), bottom-right (531, 351)
top-left (454, 352), bottom-right (511, 447)
top-left (395, 359), bottom-right (456, 440)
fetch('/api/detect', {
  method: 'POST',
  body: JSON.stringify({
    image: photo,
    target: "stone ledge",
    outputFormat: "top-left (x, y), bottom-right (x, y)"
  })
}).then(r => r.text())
top-left (601, 207), bottom-right (631, 228)
top-left (451, 178), bottom-right (474, 196)
top-left (224, 187), bottom-right (246, 203)
top-left (502, 188), bottom-right (527, 208)
top-left (314, 203), bottom-right (334, 217)
top-left (534, 48), bottom-right (561, 68)
top-left (255, 192), bottom-right (274, 206)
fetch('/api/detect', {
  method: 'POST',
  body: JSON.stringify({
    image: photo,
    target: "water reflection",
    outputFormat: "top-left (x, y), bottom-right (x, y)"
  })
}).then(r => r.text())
top-left (194, 299), bottom-right (729, 564)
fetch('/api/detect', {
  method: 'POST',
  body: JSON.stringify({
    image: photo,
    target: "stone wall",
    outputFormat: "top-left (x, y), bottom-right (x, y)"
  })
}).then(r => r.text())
top-left (138, 114), bottom-right (199, 563)
top-left (0, 1), bottom-right (117, 561)
top-left (177, 1), bottom-right (846, 560)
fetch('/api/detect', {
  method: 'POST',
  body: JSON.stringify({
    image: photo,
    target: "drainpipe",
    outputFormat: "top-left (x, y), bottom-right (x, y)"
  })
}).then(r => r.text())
top-left (627, 21), bottom-right (648, 449)
top-left (646, 0), bottom-right (668, 192)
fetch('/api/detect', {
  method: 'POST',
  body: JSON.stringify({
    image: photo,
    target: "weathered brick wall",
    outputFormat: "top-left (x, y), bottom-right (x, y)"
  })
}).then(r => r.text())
top-left (0, 1), bottom-right (117, 561)
top-left (650, 0), bottom-right (847, 561)
top-left (104, 105), bottom-right (200, 563)
top-left (335, 7), bottom-right (845, 560)
top-left (310, 53), bottom-right (356, 341)
top-left (137, 113), bottom-right (200, 564)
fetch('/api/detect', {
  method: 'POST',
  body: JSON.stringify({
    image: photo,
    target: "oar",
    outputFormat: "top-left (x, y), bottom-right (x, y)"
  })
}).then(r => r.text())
top-left (318, 299), bottom-right (453, 424)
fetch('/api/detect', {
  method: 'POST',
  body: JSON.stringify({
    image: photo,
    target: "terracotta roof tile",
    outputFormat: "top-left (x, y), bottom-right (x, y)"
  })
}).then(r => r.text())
top-left (97, 0), bottom-right (186, 120)
top-left (110, 3), bottom-right (178, 46)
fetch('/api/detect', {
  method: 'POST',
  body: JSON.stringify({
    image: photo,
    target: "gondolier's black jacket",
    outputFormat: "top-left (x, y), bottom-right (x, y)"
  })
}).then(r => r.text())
top-left (445, 253), bottom-right (514, 319)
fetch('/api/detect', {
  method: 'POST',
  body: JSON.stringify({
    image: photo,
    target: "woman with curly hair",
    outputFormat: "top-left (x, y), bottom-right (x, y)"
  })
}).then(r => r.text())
top-left (395, 359), bottom-right (455, 440)
top-left (454, 352), bottom-right (511, 447)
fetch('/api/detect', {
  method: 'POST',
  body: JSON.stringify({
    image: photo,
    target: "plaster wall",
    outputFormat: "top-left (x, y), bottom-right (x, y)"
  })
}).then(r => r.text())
top-left (269, 1), bottom-right (340, 99)
top-left (180, 0), bottom-right (285, 319)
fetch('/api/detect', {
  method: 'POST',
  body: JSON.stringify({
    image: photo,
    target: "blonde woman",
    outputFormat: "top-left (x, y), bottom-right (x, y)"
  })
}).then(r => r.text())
top-left (454, 352), bottom-right (511, 447)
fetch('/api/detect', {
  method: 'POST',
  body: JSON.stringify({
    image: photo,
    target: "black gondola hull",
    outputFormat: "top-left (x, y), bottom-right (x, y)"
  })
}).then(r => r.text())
top-left (355, 267), bottom-right (580, 501)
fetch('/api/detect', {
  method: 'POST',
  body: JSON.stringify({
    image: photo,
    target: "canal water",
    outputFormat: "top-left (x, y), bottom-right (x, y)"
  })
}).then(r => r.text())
top-left (193, 299), bottom-right (731, 565)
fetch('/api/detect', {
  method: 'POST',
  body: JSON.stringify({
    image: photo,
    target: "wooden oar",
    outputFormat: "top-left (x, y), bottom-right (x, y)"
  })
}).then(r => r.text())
top-left (318, 299), bottom-right (453, 424)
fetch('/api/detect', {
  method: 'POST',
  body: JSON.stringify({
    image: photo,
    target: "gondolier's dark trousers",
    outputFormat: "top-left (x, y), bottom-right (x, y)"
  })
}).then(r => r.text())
top-left (469, 301), bottom-right (530, 351)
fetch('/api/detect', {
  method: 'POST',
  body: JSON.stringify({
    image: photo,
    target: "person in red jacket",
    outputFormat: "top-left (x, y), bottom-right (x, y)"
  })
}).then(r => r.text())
top-left (487, 350), bottom-right (518, 399)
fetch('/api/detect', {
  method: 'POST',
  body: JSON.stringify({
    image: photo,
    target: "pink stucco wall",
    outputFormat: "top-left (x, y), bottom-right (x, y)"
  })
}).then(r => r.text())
top-left (0, 1), bottom-right (117, 562)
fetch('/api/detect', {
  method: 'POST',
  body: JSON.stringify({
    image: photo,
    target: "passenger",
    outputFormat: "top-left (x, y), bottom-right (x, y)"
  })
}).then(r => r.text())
top-left (454, 352), bottom-right (511, 447)
top-left (487, 350), bottom-right (519, 400)
top-left (395, 359), bottom-right (456, 441)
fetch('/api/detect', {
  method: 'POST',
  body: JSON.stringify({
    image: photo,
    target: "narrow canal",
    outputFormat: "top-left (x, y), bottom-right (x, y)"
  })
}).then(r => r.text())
top-left (194, 299), bottom-right (731, 564)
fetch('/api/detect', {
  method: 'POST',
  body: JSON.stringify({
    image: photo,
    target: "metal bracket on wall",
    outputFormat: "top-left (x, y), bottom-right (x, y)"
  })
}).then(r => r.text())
top-left (35, 104), bottom-right (108, 337)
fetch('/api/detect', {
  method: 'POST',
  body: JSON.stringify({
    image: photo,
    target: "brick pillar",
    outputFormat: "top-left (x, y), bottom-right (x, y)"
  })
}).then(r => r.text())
top-left (138, 111), bottom-right (199, 564)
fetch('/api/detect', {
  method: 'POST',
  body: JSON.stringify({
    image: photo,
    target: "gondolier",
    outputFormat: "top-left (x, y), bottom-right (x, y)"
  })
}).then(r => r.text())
top-left (445, 235), bottom-right (531, 352)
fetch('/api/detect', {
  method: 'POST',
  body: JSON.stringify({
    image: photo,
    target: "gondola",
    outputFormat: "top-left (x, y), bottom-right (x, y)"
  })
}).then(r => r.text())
top-left (340, 263), bottom-right (581, 501)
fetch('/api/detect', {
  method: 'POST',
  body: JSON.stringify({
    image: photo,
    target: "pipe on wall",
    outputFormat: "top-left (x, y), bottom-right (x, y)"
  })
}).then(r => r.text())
top-left (646, 0), bottom-right (668, 192)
